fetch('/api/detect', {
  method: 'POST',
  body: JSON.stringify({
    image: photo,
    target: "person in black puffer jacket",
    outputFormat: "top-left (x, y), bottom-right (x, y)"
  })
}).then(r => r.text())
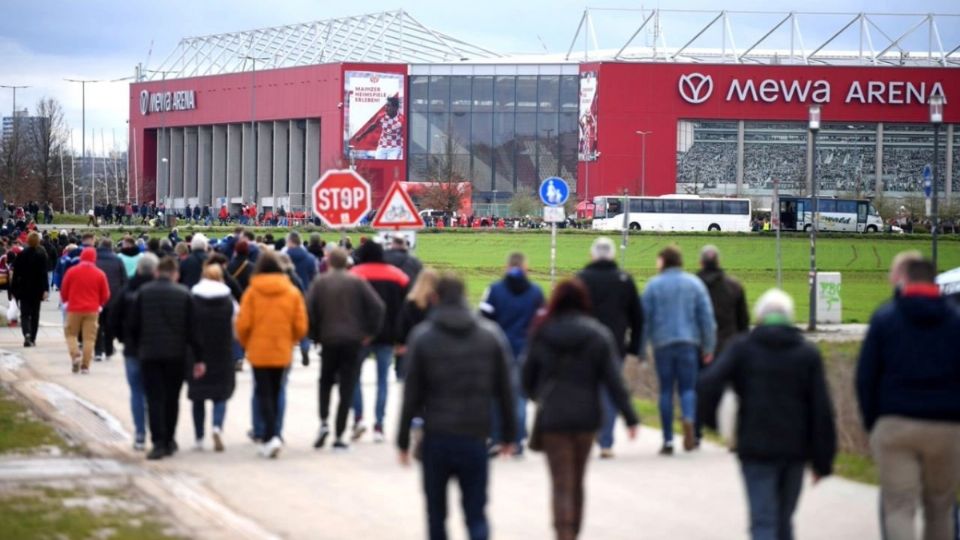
top-left (130, 256), bottom-right (197, 460)
top-left (188, 264), bottom-right (237, 452)
top-left (698, 289), bottom-right (836, 540)
top-left (522, 278), bottom-right (639, 540)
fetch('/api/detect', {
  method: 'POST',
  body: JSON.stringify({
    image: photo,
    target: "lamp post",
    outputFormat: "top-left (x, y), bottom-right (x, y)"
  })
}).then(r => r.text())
top-left (929, 93), bottom-right (944, 272)
top-left (808, 105), bottom-right (821, 332)
top-left (635, 130), bottom-right (651, 195)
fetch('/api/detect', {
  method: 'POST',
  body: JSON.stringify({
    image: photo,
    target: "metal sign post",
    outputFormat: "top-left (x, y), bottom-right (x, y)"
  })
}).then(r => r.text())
top-left (620, 189), bottom-right (629, 268)
top-left (540, 177), bottom-right (570, 289)
top-left (773, 178), bottom-right (782, 289)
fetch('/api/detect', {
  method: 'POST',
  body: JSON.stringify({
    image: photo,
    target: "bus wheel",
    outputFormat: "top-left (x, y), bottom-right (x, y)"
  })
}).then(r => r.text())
top-left (708, 224), bottom-right (721, 232)
top-left (629, 223), bottom-right (641, 231)
top-left (866, 225), bottom-right (878, 233)
top-left (804, 224), bottom-right (813, 232)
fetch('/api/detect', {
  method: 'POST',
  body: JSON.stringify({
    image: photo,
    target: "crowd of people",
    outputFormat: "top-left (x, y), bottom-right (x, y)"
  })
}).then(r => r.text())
top-left (1, 218), bottom-right (958, 539)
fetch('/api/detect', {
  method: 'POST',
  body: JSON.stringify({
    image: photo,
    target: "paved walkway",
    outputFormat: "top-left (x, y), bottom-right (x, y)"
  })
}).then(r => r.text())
top-left (0, 296), bottom-right (878, 539)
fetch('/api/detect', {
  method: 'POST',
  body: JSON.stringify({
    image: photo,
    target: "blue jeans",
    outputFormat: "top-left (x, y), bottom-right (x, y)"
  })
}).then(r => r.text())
top-left (654, 343), bottom-right (699, 444)
top-left (352, 344), bottom-right (392, 428)
top-left (597, 387), bottom-right (617, 449)
top-left (252, 368), bottom-right (288, 439)
top-left (124, 356), bottom-right (147, 442)
top-left (740, 459), bottom-right (805, 540)
top-left (422, 433), bottom-right (490, 540)
top-left (490, 363), bottom-right (526, 447)
top-left (192, 399), bottom-right (226, 440)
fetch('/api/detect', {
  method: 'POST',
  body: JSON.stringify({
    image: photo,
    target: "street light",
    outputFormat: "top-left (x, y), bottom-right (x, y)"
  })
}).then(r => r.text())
top-left (929, 92), bottom-right (944, 272)
top-left (808, 105), bottom-right (821, 332)
top-left (635, 130), bottom-right (651, 195)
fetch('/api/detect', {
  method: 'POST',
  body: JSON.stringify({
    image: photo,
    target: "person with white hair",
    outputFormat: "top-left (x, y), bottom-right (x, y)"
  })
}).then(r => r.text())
top-left (576, 236), bottom-right (643, 459)
top-left (178, 233), bottom-right (209, 289)
top-left (698, 288), bottom-right (836, 540)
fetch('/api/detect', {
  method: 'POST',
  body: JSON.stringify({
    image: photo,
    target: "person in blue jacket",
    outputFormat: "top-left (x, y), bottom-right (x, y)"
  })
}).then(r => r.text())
top-left (479, 251), bottom-right (544, 456)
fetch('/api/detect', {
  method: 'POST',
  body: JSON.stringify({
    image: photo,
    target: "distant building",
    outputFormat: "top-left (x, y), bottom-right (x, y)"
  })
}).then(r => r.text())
top-left (1, 109), bottom-right (43, 143)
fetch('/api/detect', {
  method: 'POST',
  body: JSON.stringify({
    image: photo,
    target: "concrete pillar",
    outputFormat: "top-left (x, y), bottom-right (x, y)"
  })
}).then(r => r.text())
top-left (875, 123), bottom-right (884, 194)
top-left (305, 119), bottom-right (321, 198)
top-left (184, 127), bottom-right (198, 200)
top-left (257, 122), bottom-right (273, 206)
top-left (289, 120), bottom-right (306, 211)
top-left (735, 120), bottom-right (744, 196)
top-left (242, 123), bottom-right (256, 203)
top-left (212, 125), bottom-right (227, 204)
top-left (170, 128), bottom-right (184, 200)
top-left (805, 131), bottom-right (813, 196)
top-left (227, 124), bottom-right (243, 202)
top-left (156, 128), bottom-right (170, 200)
top-left (946, 124), bottom-right (954, 204)
top-left (198, 126), bottom-right (213, 207)
top-left (272, 121), bottom-right (289, 208)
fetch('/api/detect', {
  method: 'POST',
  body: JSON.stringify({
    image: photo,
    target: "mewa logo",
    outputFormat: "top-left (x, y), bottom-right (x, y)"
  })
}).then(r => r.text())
top-left (678, 73), bottom-right (714, 104)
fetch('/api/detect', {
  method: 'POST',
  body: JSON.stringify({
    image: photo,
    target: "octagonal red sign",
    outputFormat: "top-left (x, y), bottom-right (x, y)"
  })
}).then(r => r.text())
top-left (311, 169), bottom-right (371, 228)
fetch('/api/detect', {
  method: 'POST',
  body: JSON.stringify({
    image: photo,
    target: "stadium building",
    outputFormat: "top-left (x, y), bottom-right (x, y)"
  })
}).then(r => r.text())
top-left (127, 9), bottom-right (960, 213)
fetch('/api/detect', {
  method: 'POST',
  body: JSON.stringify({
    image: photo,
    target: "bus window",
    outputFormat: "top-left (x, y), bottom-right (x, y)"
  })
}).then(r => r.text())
top-left (722, 200), bottom-right (748, 215)
top-left (662, 199), bottom-right (681, 213)
top-left (838, 200), bottom-right (857, 214)
top-left (607, 199), bottom-right (622, 216)
top-left (629, 198), bottom-right (644, 213)
top-left (702, 200), bottom-right (721, 214)
top-left (820, 199), bottom-right (837, 213)
top-left (682, 200), bottom-right (703, 214)
top-left (641, 199), bottom-right (661, 213)
top-left (869, 205), bottom-right (879, 216)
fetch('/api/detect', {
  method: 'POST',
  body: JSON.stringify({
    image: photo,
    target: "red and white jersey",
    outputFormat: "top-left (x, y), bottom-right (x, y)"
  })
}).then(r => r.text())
top-left (377, 113), bottom-right (404, 149)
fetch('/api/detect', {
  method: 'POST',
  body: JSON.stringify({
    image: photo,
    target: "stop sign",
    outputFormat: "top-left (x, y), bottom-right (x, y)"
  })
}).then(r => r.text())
top-left (311, 169), bottom-right (372, 228)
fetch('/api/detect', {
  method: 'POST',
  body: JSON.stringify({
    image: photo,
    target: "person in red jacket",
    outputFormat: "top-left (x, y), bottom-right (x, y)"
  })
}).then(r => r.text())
top-left (60, 247), bottom-right (110, 374)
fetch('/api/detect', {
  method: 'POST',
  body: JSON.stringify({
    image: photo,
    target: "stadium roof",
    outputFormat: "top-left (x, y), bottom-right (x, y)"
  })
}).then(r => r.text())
top-left (143, 8), bottom-right (960, 81)
top-left (566, 9), bottom-right (960, 67)
top-left (144, 9), bottom-right (503, 81)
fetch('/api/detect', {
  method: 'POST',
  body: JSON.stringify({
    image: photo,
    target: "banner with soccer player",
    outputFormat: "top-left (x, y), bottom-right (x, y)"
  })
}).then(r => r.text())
top-left (344, 71), bottom-right (405, 160)
top-left (578, 71), bottom-right (598, 161)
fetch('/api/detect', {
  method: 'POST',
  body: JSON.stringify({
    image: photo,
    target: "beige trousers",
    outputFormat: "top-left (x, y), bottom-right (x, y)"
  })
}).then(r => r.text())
top-left (870, 416), bottom-right (960, 540)
top-left (65, 312), bottom-right (99, 369)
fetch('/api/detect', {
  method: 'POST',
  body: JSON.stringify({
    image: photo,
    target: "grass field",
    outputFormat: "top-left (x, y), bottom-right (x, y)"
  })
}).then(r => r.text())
top-left (406, 231), bottom-right (959, 323)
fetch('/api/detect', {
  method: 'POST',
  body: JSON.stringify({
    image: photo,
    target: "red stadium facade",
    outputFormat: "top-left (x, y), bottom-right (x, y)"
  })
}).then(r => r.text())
top-left (128, 61), bottom-right (958, 211)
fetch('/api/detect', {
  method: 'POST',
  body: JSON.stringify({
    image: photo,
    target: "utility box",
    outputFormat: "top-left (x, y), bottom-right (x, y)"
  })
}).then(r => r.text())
top-left (817, 272), bottom-right (842, 324)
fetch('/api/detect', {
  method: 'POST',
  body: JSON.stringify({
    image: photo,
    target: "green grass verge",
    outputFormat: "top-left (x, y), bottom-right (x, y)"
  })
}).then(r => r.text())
top-left (0, 387), bottom-right (69, 454)
top-left (0, 486), bottom-right (183, 540)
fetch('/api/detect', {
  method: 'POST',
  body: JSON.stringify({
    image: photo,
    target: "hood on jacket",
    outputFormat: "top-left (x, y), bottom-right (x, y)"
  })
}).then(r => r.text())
top-left (248, 273), bottom-right (295, 296)
top-left (751, 324), bottom-right (804, 349)
top-left (80, 247), bottom-right (97, 263)
top-left (896, 294), bottom-right (950, 327)
top-left (430, 303), bottom-right (478, 336)
top-left (534, 314), bottom-right (596, 352)
top-left (192, 278), bottom-right (232, 299)
top-left (120, 245), bottom-right (140, 257)
top-left (504, 268), bottom-right (532, 295)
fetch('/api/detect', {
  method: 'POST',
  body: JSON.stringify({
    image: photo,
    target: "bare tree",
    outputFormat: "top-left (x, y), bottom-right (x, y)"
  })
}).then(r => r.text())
top-left (420, 134), bottom-right (471, 215)
top-left (0, 112), bottom-right (29, 201)
top-left (28, 97), bottom-right (68, 207)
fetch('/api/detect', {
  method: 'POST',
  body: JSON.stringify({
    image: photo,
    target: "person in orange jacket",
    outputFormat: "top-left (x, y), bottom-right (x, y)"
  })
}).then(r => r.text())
top-left (235, 251), bottom-right (308, 458)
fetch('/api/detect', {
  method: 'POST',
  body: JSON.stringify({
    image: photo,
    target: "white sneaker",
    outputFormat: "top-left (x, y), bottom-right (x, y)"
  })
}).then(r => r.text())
top-left (351, 423), bottom-right (367, 442)
top-left (373, 427), bottom-right (385, 443)
top-left (193, 439), bottom-right (204, 451)
top-left (212, 427), bottom-right (224, 452)
top-left (265, 436), bottom-right (282, 458)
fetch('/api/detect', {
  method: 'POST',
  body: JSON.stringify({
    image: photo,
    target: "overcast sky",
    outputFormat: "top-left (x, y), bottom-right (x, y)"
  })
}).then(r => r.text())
top-left (2, 0), bottom-right (957, 154)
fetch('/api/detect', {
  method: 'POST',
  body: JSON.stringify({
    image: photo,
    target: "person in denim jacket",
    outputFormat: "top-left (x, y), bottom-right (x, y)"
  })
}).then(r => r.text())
top-left (641, 246), bottom-right (716, 455)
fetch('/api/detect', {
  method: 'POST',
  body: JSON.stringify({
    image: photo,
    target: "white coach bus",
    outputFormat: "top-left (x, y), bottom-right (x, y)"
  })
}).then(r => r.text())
top-left (591, 194), bottom-right (752, 232)
top-left (776, 196), bottom-right (884, 233)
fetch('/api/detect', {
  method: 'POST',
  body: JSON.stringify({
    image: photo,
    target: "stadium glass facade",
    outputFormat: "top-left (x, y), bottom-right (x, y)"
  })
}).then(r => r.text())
top-left (677, 121), bottom-right (956, 197)
top-left (406, 68), bottom-right (580, 201)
